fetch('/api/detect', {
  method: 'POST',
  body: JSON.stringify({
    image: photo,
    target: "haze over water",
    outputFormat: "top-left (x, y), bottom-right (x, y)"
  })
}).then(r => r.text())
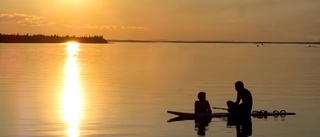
top-left (0, 43), bottom-right (319, 137)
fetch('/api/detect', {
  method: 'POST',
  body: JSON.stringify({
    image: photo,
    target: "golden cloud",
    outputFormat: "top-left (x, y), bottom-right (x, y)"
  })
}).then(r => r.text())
top-left (0, 13), bottom-right (55, 26)
top-left (67, 24), bottom-right (145, 30)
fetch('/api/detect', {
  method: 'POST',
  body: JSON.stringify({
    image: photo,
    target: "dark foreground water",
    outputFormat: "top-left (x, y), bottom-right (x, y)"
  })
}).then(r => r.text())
top-left (0, 43), bottom-right (319, 137)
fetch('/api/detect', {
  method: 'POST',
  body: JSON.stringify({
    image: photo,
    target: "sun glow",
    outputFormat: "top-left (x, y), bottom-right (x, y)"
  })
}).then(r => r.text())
top-left (62, 42), bottom-right (81, 137)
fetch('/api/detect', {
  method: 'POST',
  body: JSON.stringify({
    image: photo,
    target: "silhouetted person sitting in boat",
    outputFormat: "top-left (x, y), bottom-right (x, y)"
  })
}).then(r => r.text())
top-left (194, 92), bottom-right (212, 136)
top-left (227, 81), bottom-right (253, 116)
top-left (195, 92), bottom-right (212, 114)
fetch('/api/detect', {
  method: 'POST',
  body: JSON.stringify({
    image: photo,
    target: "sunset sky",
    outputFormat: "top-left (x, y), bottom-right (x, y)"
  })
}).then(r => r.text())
top-left (1, 0), bottom-right (319, 41)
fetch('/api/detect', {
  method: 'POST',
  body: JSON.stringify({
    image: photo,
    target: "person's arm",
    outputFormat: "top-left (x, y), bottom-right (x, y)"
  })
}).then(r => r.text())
top-left (194, 101), bottom-right (199, 113)
top-left (235, 92), bottom-right (240, 105)
top-left (207, 101), bottom-right (212, 114)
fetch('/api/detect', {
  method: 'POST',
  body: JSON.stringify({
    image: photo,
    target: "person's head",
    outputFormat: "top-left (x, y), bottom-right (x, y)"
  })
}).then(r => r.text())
top-left (235, 81), bottom-right (245, 92)
top-left (197, 92), bottom-right (206, 101)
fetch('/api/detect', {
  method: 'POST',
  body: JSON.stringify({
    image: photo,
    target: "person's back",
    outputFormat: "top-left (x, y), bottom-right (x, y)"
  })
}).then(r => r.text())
top-left (238, 88), bottom-right (252, 112)
top-left (195, 92), bottom-right (212, 114)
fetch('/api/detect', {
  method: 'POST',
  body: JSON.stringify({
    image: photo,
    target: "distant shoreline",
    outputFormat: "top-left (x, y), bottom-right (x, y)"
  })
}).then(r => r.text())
top-left (108, 39), bottom-right (320, 45)
top-left (0, 33), bottom-right (108, 43)
top-left (1, 33), bottom-right (318, 45)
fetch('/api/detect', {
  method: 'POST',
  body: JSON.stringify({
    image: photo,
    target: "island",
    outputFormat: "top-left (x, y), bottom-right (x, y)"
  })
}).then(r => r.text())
top-left (0, 33), bottom-right (108, 43)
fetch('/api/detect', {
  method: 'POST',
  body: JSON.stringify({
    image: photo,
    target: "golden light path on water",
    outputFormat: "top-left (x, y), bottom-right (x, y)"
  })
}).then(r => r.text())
top-left (63, 42), bottom-right (82, 137)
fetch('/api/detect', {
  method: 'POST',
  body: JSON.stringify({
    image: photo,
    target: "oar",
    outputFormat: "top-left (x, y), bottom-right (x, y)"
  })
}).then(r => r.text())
top-left (212, 107), bottom-right (228, 110)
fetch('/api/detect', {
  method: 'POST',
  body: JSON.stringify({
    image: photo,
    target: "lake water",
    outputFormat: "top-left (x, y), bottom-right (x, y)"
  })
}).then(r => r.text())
top-left (0, 43), bottom-right (319, 137)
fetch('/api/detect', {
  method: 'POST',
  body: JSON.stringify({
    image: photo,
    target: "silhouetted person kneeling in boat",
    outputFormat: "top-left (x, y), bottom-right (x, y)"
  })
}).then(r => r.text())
top-left (227, 81), bottom-right (253, 116)
top-left (195, 92), bottom-right (212, 114)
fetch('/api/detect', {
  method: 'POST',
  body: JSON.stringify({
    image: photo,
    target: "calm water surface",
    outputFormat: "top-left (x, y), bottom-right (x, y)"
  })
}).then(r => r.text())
top-left (0, 43), bottom-right (319, 137)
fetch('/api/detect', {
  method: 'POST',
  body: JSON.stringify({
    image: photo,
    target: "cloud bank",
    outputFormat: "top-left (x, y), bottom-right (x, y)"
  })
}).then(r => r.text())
top-left (0, 14), bottom-right (55, 26)
top-left (67, 24), bottom-right (145, 30)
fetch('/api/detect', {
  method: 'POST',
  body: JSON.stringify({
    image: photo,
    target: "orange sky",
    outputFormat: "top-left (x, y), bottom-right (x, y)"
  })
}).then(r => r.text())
top-left (0, 0), bottom-right (320, 41)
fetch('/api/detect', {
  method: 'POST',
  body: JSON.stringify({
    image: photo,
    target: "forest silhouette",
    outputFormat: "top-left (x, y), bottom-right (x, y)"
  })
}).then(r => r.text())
top-left (0, 33), bottom-right (108, 43)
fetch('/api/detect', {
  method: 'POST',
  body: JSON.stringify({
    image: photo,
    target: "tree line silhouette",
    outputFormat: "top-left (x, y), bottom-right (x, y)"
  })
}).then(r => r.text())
top-left (0, 33), bottom-right (108, 43)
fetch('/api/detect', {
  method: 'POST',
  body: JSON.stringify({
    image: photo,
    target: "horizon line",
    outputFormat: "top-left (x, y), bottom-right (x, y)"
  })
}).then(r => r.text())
top-left (108, 39), bottom-right (320, 44)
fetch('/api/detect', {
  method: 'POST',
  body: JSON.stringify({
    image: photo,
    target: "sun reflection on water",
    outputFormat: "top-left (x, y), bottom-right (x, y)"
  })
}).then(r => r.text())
top-left (63, 42), bottom-right (82, 137)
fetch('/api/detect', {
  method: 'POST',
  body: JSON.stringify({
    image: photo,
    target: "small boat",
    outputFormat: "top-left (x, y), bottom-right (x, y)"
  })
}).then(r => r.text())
top-left (306, 45), bottom-right (316, 48)
top-left (167, 110), bottom-right (295, 119)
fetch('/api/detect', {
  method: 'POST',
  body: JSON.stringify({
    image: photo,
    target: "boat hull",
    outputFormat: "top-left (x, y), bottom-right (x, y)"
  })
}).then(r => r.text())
top-left (167, 110), bottom-right (296, 118)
